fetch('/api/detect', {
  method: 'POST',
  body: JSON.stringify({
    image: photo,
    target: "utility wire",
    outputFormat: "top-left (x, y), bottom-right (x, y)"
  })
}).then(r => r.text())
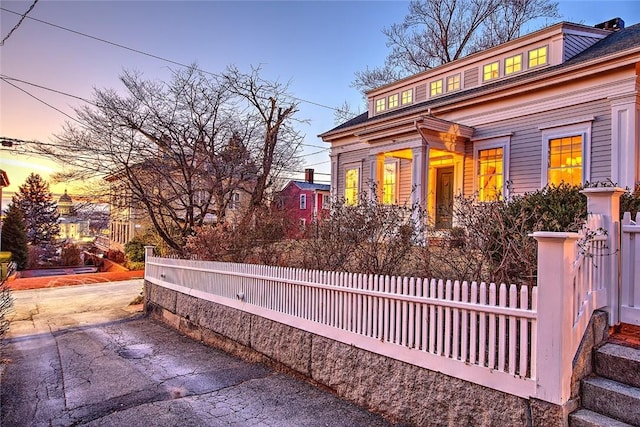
top-left (0, 0), bottom-right (39, 46)
top-left (1, 76), bottom-right (331, 163)
top-left (0, 7), bottom-right (344, 112)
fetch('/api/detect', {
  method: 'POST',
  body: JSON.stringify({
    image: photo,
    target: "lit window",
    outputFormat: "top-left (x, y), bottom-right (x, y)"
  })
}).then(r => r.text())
top-left (388, 94), bottom-right (399, 109)
top-left (447, 74), bottom-right (460, 92)
top-left (430, 79), bottom-right (443, 96)
top-left (477, 148), bottom-right (504, 201)
top-left (483, 62), bottom-right (499, 81)
top-left (382, 162), bottom-right (397, 205)
top-left (529, 46), bottom-right (547, 68)
top-left (375, 98), bottom-right (385, 113)
top-left (300, 194), bottom-right (307, 210)
top-left (345, 168), bottom-right (359, 205)
top-left (505, 54), bottom-right (522, 75)
top-left (548, 135), bottom-right (582, 186)
top-left (401, 89), bottom-right (413, 105)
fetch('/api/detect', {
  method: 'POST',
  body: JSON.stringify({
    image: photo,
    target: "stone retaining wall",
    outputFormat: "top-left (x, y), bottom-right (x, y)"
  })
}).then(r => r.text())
top-left (145, 281), bottom-right (608, 426)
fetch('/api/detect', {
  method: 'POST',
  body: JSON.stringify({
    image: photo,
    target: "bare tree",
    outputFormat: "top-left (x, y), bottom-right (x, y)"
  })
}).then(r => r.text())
top-left (36, 66), bottom-right (303, 253)
top-left (353, 0), bottom-right (560, 92)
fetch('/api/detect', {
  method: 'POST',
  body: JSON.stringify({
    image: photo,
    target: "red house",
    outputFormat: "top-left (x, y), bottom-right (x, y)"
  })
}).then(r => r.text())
top-left (278, 169), bottom-right (330, 238)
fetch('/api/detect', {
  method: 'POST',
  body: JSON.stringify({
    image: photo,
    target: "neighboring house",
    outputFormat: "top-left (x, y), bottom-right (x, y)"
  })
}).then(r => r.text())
top-left (277, 169), bottom-right (330, 237)
top-left (104, 169), bottom-right (254, 251)
top-left (320, 18), bottom-right (639, 228)
top-left (56, 190), bottom-right (92, 244)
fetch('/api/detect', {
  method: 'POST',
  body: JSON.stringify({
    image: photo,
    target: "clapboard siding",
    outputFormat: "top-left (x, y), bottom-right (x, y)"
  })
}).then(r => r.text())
top-left (415, 84), bottom-right (427, 103)
top-left (398, 158), bottom-right (413, 204)
top-left (564, 35), bottom-right (601, 61)
top-left (464, 68), bottom-right (479, 89)
top-left (468, 99), bottom-right (612, 194)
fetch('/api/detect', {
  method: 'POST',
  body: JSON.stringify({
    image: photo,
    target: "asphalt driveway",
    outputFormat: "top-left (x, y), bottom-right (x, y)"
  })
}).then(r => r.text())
top-left (0, 280), bottom-right (392, 426)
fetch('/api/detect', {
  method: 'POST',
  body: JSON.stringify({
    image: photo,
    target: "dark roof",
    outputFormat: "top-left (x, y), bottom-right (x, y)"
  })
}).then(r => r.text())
top-left (323, 22), bottom-right (640, 136)
top-left (291, 181), bottom-right (330, 191)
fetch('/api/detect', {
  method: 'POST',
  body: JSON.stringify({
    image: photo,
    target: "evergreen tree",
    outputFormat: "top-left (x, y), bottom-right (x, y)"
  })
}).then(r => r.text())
top-left (13, 173), bottom-right (60, 254)
top-left (1, 203), bottom-right (28, 270)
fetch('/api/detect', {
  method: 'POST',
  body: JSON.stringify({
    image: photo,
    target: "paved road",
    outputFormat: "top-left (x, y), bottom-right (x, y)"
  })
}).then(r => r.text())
top-left (1, 280), bottom-right (392, 426)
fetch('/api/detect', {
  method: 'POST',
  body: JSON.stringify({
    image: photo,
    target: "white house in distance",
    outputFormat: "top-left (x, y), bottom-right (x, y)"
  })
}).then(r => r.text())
top-left (320, 18), bottom-right (639, 228)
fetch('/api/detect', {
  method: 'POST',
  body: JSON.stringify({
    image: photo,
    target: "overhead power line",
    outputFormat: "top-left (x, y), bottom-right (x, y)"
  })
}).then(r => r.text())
top-left (0, 7), bottom-right (344, 112)
top-left (0, 0), bottom-right (39, 46)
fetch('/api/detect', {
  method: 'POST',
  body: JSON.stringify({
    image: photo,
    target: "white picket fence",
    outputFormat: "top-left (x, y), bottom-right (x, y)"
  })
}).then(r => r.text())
top-left (144, 188), bottom-right (631, 406)
top-left (145, 256), bottom-right (538, 398)
top-left (621, 212), bottom-right (640, 325)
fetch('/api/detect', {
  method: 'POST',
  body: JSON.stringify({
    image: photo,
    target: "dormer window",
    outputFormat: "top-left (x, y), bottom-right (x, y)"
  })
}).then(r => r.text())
top-left (388, 94), bottom-right (399, 109)
top-left (401, 89), bottom-right (413, 105)
top-left (430, 79), bottom-right (443, 96)
top-left (483, 62), bottom-right (499, 81)
top-left (528, 46), bottom-right (548, 68)
top-left (505, 54), bottom-right (522, 75)
top-left (375, 98), bottom-right (386, 113)
top-left (447, 74), bottom-right (460, 92)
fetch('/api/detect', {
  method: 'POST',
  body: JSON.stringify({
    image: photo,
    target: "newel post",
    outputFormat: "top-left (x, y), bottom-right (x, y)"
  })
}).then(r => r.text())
top-left (581, 187), bottom-right (625, 325)
top-left (144, 246), bottom-right (155, 281)
top-left (532, 231), bottom-right (580, 405)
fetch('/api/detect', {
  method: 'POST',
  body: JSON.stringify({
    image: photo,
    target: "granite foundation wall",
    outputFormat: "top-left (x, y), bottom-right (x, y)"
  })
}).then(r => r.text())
top-left (145, 281), bottom-right (601, 426)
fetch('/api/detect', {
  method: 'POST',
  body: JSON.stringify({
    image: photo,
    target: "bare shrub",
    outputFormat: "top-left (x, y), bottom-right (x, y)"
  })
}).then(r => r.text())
top-left (297, 191), bottom-right (428, 277)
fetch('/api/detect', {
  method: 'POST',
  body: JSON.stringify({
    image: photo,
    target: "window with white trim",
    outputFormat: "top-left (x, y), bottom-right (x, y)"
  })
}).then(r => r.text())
top-left (229, 192), bottom-right (240, 210)
top-left (528, 46), bottom-right (547, 68)
top-left (300, 194), bottom-right (307, 210)
top-left (388, 94), bottom-right (399, 109)
top-left (447, 74), bottom-right (460, 92)
top-left (483, 61), bottom-right (499, 81)
top-left (382, 160), bottom-right (398, 205)
top-left (473, 136), bottom-right (510, 201)
top-left (401, 89), bottom-right (413, 105)
top-left (322, 194), bottom-right (330, 209)
top-left (344, 167), bottom-right (359, 205)
top-left (430, 79), bottom-right (443, 96)
top-left (540, 121), bottom-right (592, 187)
top-left (505, 54), bottom-right (522, 75)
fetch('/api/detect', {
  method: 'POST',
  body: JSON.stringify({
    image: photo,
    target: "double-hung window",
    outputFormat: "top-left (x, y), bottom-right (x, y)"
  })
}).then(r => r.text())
top-left (382, 161), bottom-right (398, 205)
top-left (505, 54), bottom-right (522, 75)
top-left (540, 120), bottom-right (592, 187)
top-left (473, 136), bottom-right (510, 201)
top-left (483, 62), bottom-right (499, 81)
top-left (344, 167), bottom-right (359, 205)
top-left (401, 89), bottom-right (413, 105)
top-left (388, 94), bottom-right (399, 109)
top-left (375, 98), bottom-right (385, 113)
top-left (300, 194), bottom-right (307, 210)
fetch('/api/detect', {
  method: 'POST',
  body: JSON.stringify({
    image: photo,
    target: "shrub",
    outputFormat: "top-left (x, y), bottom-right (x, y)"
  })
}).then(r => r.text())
top-left (107, 249), bottom-right (126, 264)
top-left (60, 244), bottom-right (82, 266)
top-left (620, 183), bottom-right (640, 219)
top-left (0, 262), bottom-right (14, 338)
top-left (124, 237), bottom-right (147, 263)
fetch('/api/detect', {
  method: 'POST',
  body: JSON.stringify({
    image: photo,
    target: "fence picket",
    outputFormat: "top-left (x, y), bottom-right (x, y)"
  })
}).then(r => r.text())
top-left (519, 286), bottom-right (529, 377)
top-left (498, 284), bottom-right (507, 372)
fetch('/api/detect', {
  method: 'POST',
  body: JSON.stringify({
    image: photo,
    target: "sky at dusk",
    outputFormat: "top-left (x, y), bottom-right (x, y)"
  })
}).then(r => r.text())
top-left (2, 0), bottom-right (640, 204)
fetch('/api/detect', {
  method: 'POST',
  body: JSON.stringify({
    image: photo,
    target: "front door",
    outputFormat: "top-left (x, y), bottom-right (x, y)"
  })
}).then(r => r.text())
top-left (435, 167), bottom-right (454, 229)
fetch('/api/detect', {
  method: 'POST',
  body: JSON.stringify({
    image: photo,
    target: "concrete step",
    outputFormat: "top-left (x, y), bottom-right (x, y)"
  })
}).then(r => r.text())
top-left (581, 377), bottom-right (640, 426)
top-left (569, 409), bottom-right (634, 427)
top-left (595, 343), bottom-right (640, 389)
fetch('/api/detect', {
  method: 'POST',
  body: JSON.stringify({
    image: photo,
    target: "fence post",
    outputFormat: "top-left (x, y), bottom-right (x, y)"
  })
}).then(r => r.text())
top-left (581, 187), bottom-right (625, 325)
top-left (144, 246), bottom-right (155, 281)
top-left (532, 231), bottom-right (580, 405)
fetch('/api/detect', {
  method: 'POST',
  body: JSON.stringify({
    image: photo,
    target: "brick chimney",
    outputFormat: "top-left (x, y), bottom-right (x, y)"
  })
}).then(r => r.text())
top-left (305, 168), bottom-right (314, 184)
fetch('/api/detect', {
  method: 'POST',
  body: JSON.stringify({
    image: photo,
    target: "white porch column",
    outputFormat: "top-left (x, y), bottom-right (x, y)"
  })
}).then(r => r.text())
top-left (368, 154), bottom-right (384, 200)
top-left (582, 187), bottom-right (625, 325)
top-left (330, 154), bottom-right (338, 198)
top-left (610, 93), bottom-right (640, 189)
top-left (411, 144), bottom-right (429, 210)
